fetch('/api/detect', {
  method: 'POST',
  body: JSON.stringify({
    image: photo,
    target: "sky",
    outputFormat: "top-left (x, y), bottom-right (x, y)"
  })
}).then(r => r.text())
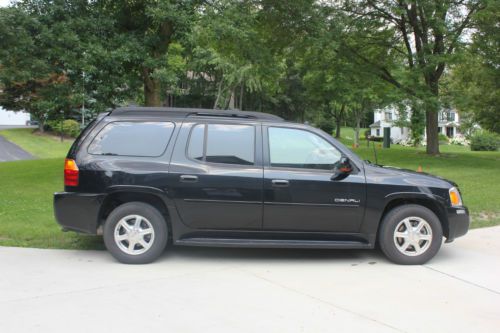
top-left (0, 0), bottom-right (12, 7)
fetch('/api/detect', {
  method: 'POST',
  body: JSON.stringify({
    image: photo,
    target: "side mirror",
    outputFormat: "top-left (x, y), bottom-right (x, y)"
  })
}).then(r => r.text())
top-left (331, 157), bottom-right (353, 181)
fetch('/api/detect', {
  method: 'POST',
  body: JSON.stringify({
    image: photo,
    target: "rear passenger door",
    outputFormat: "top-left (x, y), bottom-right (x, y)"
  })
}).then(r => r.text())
top-left (169, 121), bottom-right (263, 230)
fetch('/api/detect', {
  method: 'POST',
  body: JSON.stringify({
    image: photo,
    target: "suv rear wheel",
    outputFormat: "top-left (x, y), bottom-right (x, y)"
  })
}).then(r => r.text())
top-left (379, 204), bottom-right (443, 265)
top-left (103, 202), bottom-right (168, 264)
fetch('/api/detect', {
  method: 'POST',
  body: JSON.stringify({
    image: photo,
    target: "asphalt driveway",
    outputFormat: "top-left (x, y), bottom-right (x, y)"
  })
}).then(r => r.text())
top-left (0, 126), bottom-right (33, 161)
top-left (0, 226), bottom-right (499, 332)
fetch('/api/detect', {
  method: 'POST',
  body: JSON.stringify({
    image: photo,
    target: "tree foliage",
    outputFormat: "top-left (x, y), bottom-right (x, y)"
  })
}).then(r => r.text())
top-left (0, 0), bottom-right (496, 156)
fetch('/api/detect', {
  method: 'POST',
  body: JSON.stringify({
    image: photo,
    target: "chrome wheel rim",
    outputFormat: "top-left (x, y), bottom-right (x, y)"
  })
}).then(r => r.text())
top-left (114, 215), bottom-right (155, 255)
top-left (393, 217), bottom-right (432, 256)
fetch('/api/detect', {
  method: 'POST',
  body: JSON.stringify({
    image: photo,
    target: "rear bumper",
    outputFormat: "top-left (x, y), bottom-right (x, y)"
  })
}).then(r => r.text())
top-left (445, 206), bottom-right (470, 242)
top-left (54, 192), bottom-right (104, 234)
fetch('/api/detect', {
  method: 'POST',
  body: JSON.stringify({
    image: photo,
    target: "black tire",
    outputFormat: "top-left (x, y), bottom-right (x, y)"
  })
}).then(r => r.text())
top-left (379, 204), bottom-right (443, 265)
top-left (103, 202), bottom-right (168, 264)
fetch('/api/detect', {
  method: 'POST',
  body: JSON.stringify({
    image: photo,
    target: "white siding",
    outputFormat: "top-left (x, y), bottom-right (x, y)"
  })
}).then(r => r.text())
top-left (0, 107), bottom-right (31, 125)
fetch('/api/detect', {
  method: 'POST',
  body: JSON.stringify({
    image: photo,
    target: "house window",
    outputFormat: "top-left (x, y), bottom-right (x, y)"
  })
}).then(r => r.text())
top-left (384, 111), bottom-right (392, 121)
top-left (448, 112), bottom-right (456, 121)
top-left (376, 129), bottom-right (380, 136)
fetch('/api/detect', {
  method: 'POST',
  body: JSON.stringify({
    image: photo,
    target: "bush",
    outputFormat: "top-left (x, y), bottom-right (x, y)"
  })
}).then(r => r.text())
top-left (470, 131), bottom-right (500, 151)
top-left (45, 119), bottom-right (80, 137)
top-left (449, 134), bottom-right (470, 146)
top-left (364, 129), bottom-right (371, 138)
top-left (438, 133), bottom-right (449, 143)
top-left (317, 119), bottom-right (335, 136)
top-left (368, 136), bottom-right (383, 142)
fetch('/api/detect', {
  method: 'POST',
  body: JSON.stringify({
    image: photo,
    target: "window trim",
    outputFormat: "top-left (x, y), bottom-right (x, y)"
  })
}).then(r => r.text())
top-left (265, 126), bottom-right (346, 173)
top-left (87, 120), bottom-right (175, 158)
top-left (185, 122), bottom-right (257, 167)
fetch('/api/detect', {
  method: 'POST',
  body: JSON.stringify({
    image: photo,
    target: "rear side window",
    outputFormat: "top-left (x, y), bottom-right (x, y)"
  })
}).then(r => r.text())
top-left (88, 122), bottom-right (174, 157)
top-left (187, 124), bottom-right (255, 165)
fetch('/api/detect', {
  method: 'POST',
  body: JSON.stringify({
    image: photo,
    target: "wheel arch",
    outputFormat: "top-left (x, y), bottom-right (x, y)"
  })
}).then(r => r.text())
top-left (377, 193), bottom-right (450, 240)
top-left (98, 186), bottom-right (175, 243)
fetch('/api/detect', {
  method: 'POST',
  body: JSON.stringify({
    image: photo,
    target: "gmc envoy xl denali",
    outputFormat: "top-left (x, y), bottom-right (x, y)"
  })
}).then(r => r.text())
top-left (54, 107), bottom-right (469, 264)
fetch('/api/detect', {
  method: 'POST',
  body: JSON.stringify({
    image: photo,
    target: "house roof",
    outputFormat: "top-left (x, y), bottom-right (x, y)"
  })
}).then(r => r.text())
top-left (369, 120), bottom-right (381, 128)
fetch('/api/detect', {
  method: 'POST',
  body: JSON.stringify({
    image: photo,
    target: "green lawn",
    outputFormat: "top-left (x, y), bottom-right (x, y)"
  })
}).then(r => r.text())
top-left (0, 129), bottom-right (101, 248)
top-left (0, 127), bottom-right (498, 249)
top-left (0, 158), bottom-right (103, 249)
top-left (0, 128), bottom-right (73, 158)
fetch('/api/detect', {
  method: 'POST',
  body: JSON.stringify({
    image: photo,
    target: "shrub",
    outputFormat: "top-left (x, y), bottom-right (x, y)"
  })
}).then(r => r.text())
top-left (317, 119), bottom-right (335, 136)
top-left (364, 129), bottom-right (371, 138)
top-left (45, 119), bottom-right (80, 137)
top-left (438, 133), bottom-right (449, 143)
top-left (470, 131), bottom-right (500, 151)
top-left (449, 134), bottom-right (470, 146)
top-left (368, 136), bottom-right (383, 142)
top-left (62, 119), bottom-right (80, 137)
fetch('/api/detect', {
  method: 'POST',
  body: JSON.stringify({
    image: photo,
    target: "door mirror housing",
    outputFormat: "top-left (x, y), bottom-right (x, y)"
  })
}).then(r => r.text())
top-left (331, 157), bottom-right (353, 180)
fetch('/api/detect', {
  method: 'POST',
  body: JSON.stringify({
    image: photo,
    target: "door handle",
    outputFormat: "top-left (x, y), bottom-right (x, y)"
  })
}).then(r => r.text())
top-left (180, 175), bottom-right (199, 183)
top-left (271, 179), bottom-right (289, 187)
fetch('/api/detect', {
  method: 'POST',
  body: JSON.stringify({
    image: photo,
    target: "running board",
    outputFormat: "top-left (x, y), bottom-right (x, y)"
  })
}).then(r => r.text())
top-left (175, 238), bottom-right (373, 249)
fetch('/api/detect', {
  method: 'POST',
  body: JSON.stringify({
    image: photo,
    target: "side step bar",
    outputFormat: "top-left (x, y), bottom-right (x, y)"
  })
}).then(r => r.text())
top-left (175, 238), bottom-right (373, 249)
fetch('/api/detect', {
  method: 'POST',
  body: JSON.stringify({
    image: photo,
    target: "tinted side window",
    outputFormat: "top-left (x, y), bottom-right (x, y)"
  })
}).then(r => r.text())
top-left (268, 127), bottom-right (341, 170)
top-left (187, 124), bottom-right (255, 165)
top-left (187, 124), bottom-right (204, 161)
top-left (88, 122), bottom-right (174, 157)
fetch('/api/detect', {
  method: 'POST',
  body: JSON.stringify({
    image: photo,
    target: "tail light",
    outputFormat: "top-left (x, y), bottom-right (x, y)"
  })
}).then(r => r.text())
top-left (64, 158), bottom-right (79, 186)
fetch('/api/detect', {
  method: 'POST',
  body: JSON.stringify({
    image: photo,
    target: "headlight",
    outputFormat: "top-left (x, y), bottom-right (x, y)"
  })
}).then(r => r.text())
top-left (449, 187), bottom-right (463, 207)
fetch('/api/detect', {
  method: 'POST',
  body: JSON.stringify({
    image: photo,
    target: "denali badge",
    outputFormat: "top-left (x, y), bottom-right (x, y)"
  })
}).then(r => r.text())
top-left (334, 198), bottom-right (361, 204)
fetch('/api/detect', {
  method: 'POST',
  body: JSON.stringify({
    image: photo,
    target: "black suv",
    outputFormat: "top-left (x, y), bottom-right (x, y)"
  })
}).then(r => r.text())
top-left (54, 107), bottom-right (469, 264)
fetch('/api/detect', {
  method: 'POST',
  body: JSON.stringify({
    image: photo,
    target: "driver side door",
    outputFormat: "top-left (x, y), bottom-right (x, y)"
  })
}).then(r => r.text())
top-left (263, 126), bottom-right (366, 233)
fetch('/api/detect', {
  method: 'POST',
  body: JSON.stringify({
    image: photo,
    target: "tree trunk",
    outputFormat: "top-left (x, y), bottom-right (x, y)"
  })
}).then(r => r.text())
top-left (425, 81), bottom-right (440, 155)
top-left (425, 109), bottom-right (439, 155)
top-left (214, 76), bottom-right (224, 109)
top-left (143, 68), bottom-right (161, 107)
top-left (334, 103), bottom-right (345, 138)
top-left (335, 119), bottom-right (341, 138)
top-left (354, 116), bottom-right (361, 147)
top-left (38, 120), bottom-right (44, 133)
top-left (228, 88), bottom-right (236, 109)
top-left (239, 84), bottom-right (244, 110)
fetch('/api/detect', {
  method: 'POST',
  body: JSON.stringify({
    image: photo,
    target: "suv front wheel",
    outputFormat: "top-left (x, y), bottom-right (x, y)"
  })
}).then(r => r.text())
top-left (103, 202), bottom-right (168, 264)
top-left (379, 204), bottom-right (443, 265)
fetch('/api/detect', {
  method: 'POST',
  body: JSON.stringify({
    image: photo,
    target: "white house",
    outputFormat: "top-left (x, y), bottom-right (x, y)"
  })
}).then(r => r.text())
top-left (370, 106), bottom-right (462, 142)
top-left (0, 107), bottom-right (31, 125)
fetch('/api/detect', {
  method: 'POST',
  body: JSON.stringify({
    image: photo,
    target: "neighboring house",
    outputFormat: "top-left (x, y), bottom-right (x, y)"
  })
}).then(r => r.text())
top-left (0, 107), bottom-right (31, 125)
top-left (370, 106), bottom-right (462, 142)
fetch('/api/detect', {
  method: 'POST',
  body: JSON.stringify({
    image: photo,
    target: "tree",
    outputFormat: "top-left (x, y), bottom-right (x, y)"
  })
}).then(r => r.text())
top-left (333, 0), bottom-right (485, 154)
top-left (0, 1), bottom-right (138, 128)
top-left (97, 0), bottom-right (200, 106)
top-left (448, 0), bottom-right (499, 133)
top-left (0, 2), bottom-right (83, 130)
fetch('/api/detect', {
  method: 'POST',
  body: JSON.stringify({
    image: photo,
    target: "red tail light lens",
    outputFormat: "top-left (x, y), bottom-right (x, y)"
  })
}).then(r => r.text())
top-left (64, 159), bottom-right (79, 186)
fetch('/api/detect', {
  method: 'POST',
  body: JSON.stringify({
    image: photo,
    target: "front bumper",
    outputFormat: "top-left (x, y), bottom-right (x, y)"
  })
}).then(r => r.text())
top-left (445, 206), bottom-right (470, 242)
top-left (54, 192), bottom-right (105, 234)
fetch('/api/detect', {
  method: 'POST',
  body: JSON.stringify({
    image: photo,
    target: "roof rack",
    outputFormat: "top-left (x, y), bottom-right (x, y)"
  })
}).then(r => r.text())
top-left (111, 107), bottom-right (283, 121)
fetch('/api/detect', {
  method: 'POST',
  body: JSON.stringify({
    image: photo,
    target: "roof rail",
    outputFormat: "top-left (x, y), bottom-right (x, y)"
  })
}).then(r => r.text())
top-left (110, 106), bottom-right (283, 121)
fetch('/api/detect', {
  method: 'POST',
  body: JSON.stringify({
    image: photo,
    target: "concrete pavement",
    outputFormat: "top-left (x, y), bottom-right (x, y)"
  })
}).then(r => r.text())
top-left (1, 226), bottom-right (499, 333)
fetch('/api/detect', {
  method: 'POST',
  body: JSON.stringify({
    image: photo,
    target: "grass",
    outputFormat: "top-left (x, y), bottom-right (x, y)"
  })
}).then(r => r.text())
top-left (0, 126), bottom-right (498, 249)
top-left (0, 158), bottom-right (103, 249)
top-left (0, 128), bottom-right (101, 249)
top-left (0, 128), bottom-right (73, 158)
